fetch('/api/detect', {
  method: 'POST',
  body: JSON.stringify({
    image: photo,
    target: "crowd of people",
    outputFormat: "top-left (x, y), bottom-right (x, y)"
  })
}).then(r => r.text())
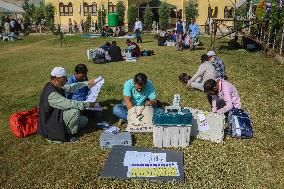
top-left (32, 15), bottom-right (246, 143)
top-left (38, 47), bottom-right (242, 143)
top-left (157, 18), bottom-right (200, 50)
top-left (91, 39), bottom-right (141, 63)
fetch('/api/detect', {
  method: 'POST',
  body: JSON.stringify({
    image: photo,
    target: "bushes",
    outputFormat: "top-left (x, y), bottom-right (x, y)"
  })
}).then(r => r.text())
top-left (98, 5), bottom-right (106, 29)
top-left (185, 4), bottom-right (199, 26)
top-left (158, 2), bottom-right (170, 30)
top-left (144, 4), bottom-right (153, 31)
top-left (127, 5), bottom-right (137, 32)
top-left (22, 1), bottom-right (55, 32)
top-left (116, 1), bottom-right (126, 26)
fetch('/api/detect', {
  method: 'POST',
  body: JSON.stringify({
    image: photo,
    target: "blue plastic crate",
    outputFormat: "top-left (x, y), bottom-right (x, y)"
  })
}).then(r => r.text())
top-left (153, 107), bottom-right (192, 126)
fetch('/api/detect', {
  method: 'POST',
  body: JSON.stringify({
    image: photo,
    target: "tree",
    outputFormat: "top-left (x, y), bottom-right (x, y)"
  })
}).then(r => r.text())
top-left (84, 14), bottom-right (92, 32)
top-left (44, 3), bottom-right (55, 32)
top-left (33, 2), bottom-right (45, 25)
top-left (98, 5), bottom-right (106, 29)
top-left (185, 4), bottom-right (198, 25)
top-left (127, 5), bottom-right (137, 31)
top-left (143, 4), bottom-right (153, 31)
top-left (158, 2), bottom-right (170, 30)
top-left (116, 1), bottom-right (126, 26)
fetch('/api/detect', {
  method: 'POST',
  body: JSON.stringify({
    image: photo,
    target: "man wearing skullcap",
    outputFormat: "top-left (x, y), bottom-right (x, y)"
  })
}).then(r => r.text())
top-left (38, 67), bottom-right (96, 143)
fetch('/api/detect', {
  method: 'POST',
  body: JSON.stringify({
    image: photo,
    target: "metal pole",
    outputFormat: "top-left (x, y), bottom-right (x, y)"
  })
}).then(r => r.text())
top-left (280, 27), bottom-right (284, 55)
top-left (248, 0), bottom-right (252, 32)
top-left (138, 5), bottom-right (140, 19)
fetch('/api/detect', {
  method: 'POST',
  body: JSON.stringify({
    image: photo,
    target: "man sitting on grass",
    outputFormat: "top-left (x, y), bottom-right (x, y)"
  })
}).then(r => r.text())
top-left (108, 41), bottom-right (123, 62)
top-left (38, 67), bottom-right (96, 143)
top-left (126, 39), bottom-right (140, 57)
top-left (113, 73), bottom-right (157, 121)
top-left (203, 79), bottom-right (241, 115)
top-left (179, 54), bottom-right (217, 91)
top-left (66, 64), bottom-right (102, 118)
top-left (207, 50), bottom-right (226, 79)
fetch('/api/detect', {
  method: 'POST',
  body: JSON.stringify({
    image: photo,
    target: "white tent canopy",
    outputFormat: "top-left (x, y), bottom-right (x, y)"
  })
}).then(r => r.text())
top-left (0, 0), bottom-right (24, 13)
top-left (236, 0), bottom-right (248, 8)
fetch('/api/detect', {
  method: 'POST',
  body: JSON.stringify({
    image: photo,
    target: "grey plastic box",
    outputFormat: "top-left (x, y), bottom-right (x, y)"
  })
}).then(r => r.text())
top-left (100, 132), bottom-right (132, 149)
top-left (190, 108), bottom-right (225, 143)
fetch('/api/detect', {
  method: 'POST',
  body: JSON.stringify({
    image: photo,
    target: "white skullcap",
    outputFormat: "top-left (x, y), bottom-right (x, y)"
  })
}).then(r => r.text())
top-left (207, 50), bottom-right (216, 57)
top-left (50, 67), bottom-right (67, 77)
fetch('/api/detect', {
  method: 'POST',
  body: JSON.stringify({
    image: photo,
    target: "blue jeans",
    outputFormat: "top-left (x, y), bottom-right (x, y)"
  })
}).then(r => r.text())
top-left (135, 29), bottom-right (142, 43)
top-left (113, 103), bottom-right (128, 120)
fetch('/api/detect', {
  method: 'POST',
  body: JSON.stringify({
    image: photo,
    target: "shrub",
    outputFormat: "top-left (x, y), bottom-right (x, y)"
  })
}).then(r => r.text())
top-left (127, 5), bottom-right (137, 31)
top-left (116, 1), bottom-right (126, 26)
top-left (158, 2), bottom-right (170, 30)
top-left (143, 4), bottom-right (153, 31)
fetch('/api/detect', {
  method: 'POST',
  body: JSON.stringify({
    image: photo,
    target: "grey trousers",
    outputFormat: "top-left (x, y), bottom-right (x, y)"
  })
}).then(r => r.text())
top-left (63, 109), bottom-right (88, 134)
top-left (190, 77), bottom-right (204, 91)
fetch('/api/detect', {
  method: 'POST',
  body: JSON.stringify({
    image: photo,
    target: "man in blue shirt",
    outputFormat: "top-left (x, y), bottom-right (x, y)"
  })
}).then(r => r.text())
top-left (66, 64), bottom-right (103, 119)
top-left (113, 73), bottom-right (157, 120)
top-left (176, 19), bottom-right (184, 50)
top-left (66, 64), bottom-right (89, 101)
top-left (188, 18), bottom-right (200, 50)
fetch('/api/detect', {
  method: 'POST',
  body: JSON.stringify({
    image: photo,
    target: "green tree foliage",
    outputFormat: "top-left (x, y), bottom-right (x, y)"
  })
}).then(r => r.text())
top-left (84, 14), bottom-right (92, 32)
top-left (33, 2), bottom-right (45, 25)
top-left (185, 3), bottom-right (198, 25)
top-left (158, 2), bottom-right (170, 30)
top-left (116, 1), bottom-right (126, 26)
top-left (98, 5), bottom-right (106, 29)
top-left (235, 4), bottom-right (247, 30)
top-left (22, 0), bottom-right (35, 26)
top-left (267, 1), bottom-right (284, 44)
top-left (22, 1), bottom-right (55, 32)
top-left (127, 5), bottom-right (137, 31)
top-left (44, 3), bottom-right (55, 32)
top-left (143, 4), bottom-right (153, 31)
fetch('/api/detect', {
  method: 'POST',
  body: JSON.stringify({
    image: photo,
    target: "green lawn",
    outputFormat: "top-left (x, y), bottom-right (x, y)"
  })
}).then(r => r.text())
top-left (0, 34), bottom-right (283, 188)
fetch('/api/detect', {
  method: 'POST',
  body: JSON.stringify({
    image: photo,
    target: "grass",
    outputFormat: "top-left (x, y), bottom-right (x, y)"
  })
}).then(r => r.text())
top-left (0, 34), bottom-right (283, 188)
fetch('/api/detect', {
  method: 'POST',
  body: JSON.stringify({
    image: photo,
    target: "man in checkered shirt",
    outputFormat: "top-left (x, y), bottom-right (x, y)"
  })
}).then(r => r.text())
top-left (207, 51), bottom-right (226, 79)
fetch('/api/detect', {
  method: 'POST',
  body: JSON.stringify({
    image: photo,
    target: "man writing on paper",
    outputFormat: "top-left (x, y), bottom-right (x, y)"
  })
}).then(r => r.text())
top-left (38, 67), bottom-right (97, 143)
top-left (113, 73), bottom-right (157, 121)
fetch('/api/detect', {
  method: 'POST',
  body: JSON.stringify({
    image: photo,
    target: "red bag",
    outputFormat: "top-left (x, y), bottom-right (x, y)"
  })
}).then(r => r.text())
top-left (10, 107), bottom-right (39, 138)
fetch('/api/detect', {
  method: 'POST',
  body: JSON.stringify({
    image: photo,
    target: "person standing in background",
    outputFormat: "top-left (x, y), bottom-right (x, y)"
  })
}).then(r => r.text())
top-left (134, 18), bottom-right (143, 43)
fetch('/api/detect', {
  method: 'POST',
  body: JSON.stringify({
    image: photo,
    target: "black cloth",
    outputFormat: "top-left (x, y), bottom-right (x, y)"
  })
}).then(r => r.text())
top-left (109, 45), bottom-right (122, 62)
top-left (37, 82), bottom-right (66, 142)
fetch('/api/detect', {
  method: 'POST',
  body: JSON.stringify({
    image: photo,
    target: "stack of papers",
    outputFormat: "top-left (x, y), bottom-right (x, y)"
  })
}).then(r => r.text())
top-left (85, 76), bottom-right (104, 103)
top-left (123, 151), bottom-right (180, 177)
top-left (125, 57), bottom-right (137, 62)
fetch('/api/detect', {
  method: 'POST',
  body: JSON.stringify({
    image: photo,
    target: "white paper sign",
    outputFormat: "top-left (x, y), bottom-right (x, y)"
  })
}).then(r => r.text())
top-left (85, 76), bottom-right (104, 102)
top-left (199, 121), bottom-right (210, 131)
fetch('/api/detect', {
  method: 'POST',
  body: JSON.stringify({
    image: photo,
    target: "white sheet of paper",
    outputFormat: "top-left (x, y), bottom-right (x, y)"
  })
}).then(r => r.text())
top-left (123, 151), bottom-right (167, 166)
top-left (199, 121), bottom-right (210, 131)
top-left (197, 113), bottom-right (206, 122)
top-left (85, 77), bottom-right (104, 102)
top-left (126, 162), bottom-right (180, 177)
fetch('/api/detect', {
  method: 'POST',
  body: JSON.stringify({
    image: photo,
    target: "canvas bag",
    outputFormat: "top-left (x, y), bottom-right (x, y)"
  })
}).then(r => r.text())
top-left (227, 108), bottom-right (253, 139)
top-left (10, 107), bottom-right (39, 138)
top-left (126, 106), bottom-right (154, 132)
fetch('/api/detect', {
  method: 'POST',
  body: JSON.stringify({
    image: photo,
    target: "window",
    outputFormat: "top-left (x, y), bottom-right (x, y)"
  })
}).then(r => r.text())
top-left (59, 2), bottom-right (73, 16)
top-left (84, 2), bottom-right (97, 16)
top-left (108, 2), bottom-right (116, 13)
top-left (224, 6), bottom-right (234, 18)
top-left (208, 6), bottom-right (218, 18)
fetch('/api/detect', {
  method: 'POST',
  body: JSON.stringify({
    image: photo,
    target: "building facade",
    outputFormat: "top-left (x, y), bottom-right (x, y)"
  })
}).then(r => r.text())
top-left (45, 0), bottom-right (236, 31)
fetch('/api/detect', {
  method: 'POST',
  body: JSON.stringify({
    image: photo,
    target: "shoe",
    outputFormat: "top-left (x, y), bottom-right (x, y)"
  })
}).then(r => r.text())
top-left (66, 134), bottom-right (80, 143)
top-left (46, 139), bottom-right (63, 144)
